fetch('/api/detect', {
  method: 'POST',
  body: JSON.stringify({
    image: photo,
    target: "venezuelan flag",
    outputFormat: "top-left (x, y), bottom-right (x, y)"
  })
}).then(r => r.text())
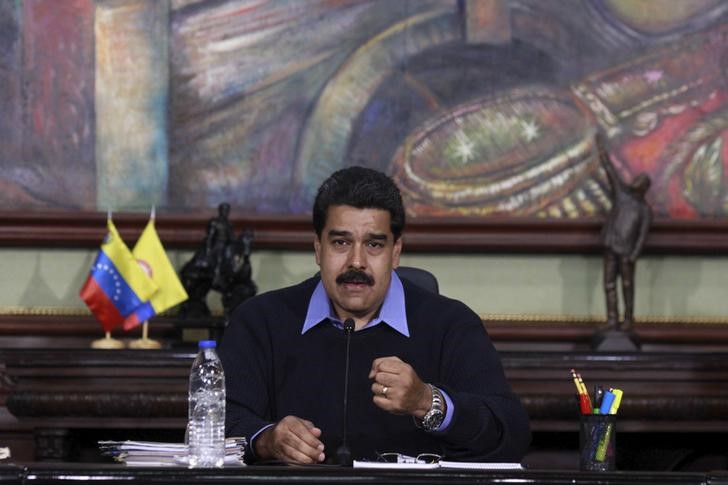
top-left (123, 218), bottom-right (188, 330)
top-left (80, 219), bottom-right (158, 333)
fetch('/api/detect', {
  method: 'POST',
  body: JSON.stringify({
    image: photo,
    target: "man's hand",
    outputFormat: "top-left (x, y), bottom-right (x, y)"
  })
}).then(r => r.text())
top-left (254, 415), bottom-right (325, 464)
top-left (369, 356), bottom-right (431, 418)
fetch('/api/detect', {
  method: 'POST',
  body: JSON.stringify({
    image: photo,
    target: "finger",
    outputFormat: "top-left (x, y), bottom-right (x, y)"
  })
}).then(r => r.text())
top-left (371, 378), bottom-right (403, 404)
top-left (288, 420), bottom-right (325, 452)
top-left (299, 419), bottom-right (323, 438)
top-left (369, 356), bottom-right (403, 378)
top-left (371, 381), bottom-right (391, 397)
top-left (376, 356), bottom-right (406, 374)
top-left (372, 393), bottom-right (394, 411)
top-left (285, 442), bottom-right (325, 464)
top-left (373, 366), bottom-right (412, 390)
top-left (280, 440), bottom-right (325, 464)
top-left (277, 432), bottom-right (324, 464)
top-left (368, 358), bottom-right (384, 378)
top-left (370, 356), bottom-right (402, 372)
top-left (295, 426), bottom-right (325, 452)
top-left (372, 393), bottom-right (406, 415)
top-left (371, 370), bottom-right (396, 386)
top-left (276, 417), bottom-right (325, 463)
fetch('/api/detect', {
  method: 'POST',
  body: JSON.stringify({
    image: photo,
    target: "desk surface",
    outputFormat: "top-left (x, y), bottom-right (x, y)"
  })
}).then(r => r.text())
top-left (0, 463), bottom-right (725, 485)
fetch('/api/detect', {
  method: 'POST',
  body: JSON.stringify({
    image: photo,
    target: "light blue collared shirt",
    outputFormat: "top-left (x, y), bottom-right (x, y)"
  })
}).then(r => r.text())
top-left (302, 271), bottom-right (409, 336)
top-left (301, 271), bottom-right (453, 431)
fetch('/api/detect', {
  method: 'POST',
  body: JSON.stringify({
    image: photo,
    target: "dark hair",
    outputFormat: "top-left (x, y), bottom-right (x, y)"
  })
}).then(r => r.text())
top-left (313, 166), bottom-right (405, 240)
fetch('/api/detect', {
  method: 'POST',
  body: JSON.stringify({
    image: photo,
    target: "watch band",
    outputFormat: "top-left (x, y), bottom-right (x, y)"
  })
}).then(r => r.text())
top-left (414, 384), bottom-right (445, 431)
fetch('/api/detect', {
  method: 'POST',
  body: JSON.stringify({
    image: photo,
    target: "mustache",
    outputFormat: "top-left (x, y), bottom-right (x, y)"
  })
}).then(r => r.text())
top-left (336, 269), bottom-right (374, 286)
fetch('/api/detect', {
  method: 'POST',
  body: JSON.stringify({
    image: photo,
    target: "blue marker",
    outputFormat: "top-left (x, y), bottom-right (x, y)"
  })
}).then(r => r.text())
top-left (599, 390), bottom-right (616, 415)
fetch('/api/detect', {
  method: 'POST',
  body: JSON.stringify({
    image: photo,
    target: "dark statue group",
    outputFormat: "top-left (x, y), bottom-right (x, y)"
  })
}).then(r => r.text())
top-left (179, 203), bottom-right (257, 321)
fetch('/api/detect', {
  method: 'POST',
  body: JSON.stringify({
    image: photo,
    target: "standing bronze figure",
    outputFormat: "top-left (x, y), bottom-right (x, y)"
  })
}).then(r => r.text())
top-left (597, 134), bottom-right (651, 332)
top-left (205, 202), bottom-right (236, 291)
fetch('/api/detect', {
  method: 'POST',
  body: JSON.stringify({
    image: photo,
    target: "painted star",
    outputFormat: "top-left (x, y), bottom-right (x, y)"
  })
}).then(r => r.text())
top-left (454, 133), bottom-right (475, 164)
top-left (521, 120), bottom-right (540, 142)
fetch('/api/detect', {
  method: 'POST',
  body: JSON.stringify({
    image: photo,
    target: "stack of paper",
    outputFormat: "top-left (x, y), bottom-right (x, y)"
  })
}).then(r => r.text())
top-left (98, 437), bottom-right (247, 467)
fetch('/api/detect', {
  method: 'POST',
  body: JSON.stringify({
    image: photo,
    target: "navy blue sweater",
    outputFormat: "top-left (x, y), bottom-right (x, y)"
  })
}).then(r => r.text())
top-left (219, 276), bottom-right (530, 462)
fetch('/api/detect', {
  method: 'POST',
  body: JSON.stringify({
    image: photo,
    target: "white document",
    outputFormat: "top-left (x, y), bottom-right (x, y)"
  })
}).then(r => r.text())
top-left (353, 459), bottom-right (523, 470)
top-left (352, 460), bottom-right (439, 469)
top-left (439, 461), bottom-right (523, 470)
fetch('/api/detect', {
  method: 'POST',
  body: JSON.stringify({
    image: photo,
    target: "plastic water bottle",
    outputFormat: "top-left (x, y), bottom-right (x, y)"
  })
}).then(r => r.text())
top-left (187, 339), bottom-right (226, 468)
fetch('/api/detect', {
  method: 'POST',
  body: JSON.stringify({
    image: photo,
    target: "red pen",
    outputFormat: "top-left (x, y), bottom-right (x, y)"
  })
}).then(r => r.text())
top-left (579, 394), bottom-right (592, 415)
top-left (570, 369), bottom-right (593, 415)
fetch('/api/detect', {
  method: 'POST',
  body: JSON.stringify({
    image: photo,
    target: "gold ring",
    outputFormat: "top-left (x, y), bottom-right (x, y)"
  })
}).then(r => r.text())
top-left (381, 386), bottom-right (388, 397)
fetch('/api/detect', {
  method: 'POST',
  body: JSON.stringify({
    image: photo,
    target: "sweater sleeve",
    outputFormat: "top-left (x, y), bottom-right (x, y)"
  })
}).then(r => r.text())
top-left (430, 301), bottom-right (531, 461)
top-left (218, 298), bottom-right (276, 459)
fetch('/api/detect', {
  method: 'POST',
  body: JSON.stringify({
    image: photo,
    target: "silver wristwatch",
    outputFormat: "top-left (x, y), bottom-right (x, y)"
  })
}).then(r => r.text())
top-left (415, 384), bottom-right (445, 432)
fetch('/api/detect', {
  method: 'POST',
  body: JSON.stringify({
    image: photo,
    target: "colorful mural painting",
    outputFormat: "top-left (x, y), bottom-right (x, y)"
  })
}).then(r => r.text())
top-left (0, 0), bottom-right (727, 221)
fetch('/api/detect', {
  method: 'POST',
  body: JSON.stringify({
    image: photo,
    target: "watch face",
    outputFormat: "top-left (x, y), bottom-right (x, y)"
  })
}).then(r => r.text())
top-left (423, 409), bottom-right (444, 430)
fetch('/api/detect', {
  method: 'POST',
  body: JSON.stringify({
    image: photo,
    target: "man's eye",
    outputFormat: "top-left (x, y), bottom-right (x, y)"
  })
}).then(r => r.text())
top-left (332, 239), bottom-right (348, 246)
top-left (367, 241), bottom-right (384, 249)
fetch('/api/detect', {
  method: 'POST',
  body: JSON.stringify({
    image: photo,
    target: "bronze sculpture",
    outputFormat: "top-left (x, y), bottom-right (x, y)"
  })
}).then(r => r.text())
top-left (221, 228), bottom-right (258, 318)
top-left (204, 202), bottom-right (236, 291)
top-left (179, 203), bottom-right (257, 321)
top-left (596, 134), bottom-right (651, 332)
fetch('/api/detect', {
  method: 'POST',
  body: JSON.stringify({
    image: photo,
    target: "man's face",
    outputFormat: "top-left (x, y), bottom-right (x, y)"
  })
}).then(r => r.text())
top-left (314, 205), bottom-right (402, 327)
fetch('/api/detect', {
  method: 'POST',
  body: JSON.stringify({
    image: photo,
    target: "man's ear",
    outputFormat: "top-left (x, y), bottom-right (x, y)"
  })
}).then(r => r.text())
top-left (392, 237), bottom-right (402, 268)
top-left (314, 235), bottom-right (322, 266)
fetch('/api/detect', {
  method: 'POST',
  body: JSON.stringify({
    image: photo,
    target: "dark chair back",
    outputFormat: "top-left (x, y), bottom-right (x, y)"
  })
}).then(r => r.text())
top-left (395, 266), bottom-right (439, 294)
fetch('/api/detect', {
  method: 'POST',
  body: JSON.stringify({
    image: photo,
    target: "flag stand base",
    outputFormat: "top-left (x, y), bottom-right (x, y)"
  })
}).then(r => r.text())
top-left (91, 332), bottom-right (125, 349)
top-left (128, 337), bottom-right (162, 349)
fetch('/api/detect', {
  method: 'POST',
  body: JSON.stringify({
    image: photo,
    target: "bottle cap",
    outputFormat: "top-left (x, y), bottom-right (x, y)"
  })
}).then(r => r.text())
top-left (198, 340), bottom-right (217, 348)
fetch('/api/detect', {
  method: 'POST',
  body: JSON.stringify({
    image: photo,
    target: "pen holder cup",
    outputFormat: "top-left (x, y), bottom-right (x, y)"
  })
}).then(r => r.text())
top-left (579, 414), bottom-right (616, 471)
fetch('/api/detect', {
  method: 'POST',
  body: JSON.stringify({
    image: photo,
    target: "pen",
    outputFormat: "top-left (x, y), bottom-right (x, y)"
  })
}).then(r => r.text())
top-left (593, 385), bottom-right (604, 414)
top-left (570, 370), bottom-right (593, 415)
top-left (594, 389), bottom-right (623, 462)
top-left (570, 369), bottom-right (582, 394)
top-left (576, 373), bottom-right (593, 412)
top-left (594, 423), bottom-right (613, 462)
top-left (608, 388), bottom-right (623, 415)
top-left (599, 390), bottom-right (616, 415)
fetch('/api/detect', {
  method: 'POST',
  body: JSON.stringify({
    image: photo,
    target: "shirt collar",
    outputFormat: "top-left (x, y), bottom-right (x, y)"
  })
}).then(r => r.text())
top-left (302, 271), bottom-right (409, 337)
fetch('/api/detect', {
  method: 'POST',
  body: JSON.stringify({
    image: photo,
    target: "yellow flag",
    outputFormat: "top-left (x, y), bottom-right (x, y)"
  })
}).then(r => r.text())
top-left (123, 218), bottom-right (188, 330)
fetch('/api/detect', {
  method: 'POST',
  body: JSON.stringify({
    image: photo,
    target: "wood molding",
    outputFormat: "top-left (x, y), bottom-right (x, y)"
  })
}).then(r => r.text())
top-left (2, 315), bottom-right (728, 349)
top-left (4, 349), bottom-right (728, 428)
top-left (1, 211), bottom-right (728, 253)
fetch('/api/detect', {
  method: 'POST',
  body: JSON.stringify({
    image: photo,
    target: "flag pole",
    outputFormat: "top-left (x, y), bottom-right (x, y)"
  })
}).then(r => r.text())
top-left (91, 331), bottom-right (125, 349)
top-left (128, 206), bottom-right (163, 350)
top-left (128, 321), bottom-right (162, 349)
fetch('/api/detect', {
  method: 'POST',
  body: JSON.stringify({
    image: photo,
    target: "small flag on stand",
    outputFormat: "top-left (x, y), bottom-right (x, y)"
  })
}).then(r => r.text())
top-left (123, 215), bottom-right (188, 331)
top-left (80, 219), bottom-right (158, 333)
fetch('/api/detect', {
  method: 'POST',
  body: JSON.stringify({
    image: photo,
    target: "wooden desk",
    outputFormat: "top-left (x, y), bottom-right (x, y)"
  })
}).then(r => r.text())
top-left (0, 463), bottom-right (719, 484)
top-left (2, 349), bottom-right (728, 469)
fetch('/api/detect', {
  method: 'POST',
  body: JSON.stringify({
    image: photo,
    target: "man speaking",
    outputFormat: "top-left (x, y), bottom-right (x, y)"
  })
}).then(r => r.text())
top-left (219, 166), bottom-right (531, 464)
